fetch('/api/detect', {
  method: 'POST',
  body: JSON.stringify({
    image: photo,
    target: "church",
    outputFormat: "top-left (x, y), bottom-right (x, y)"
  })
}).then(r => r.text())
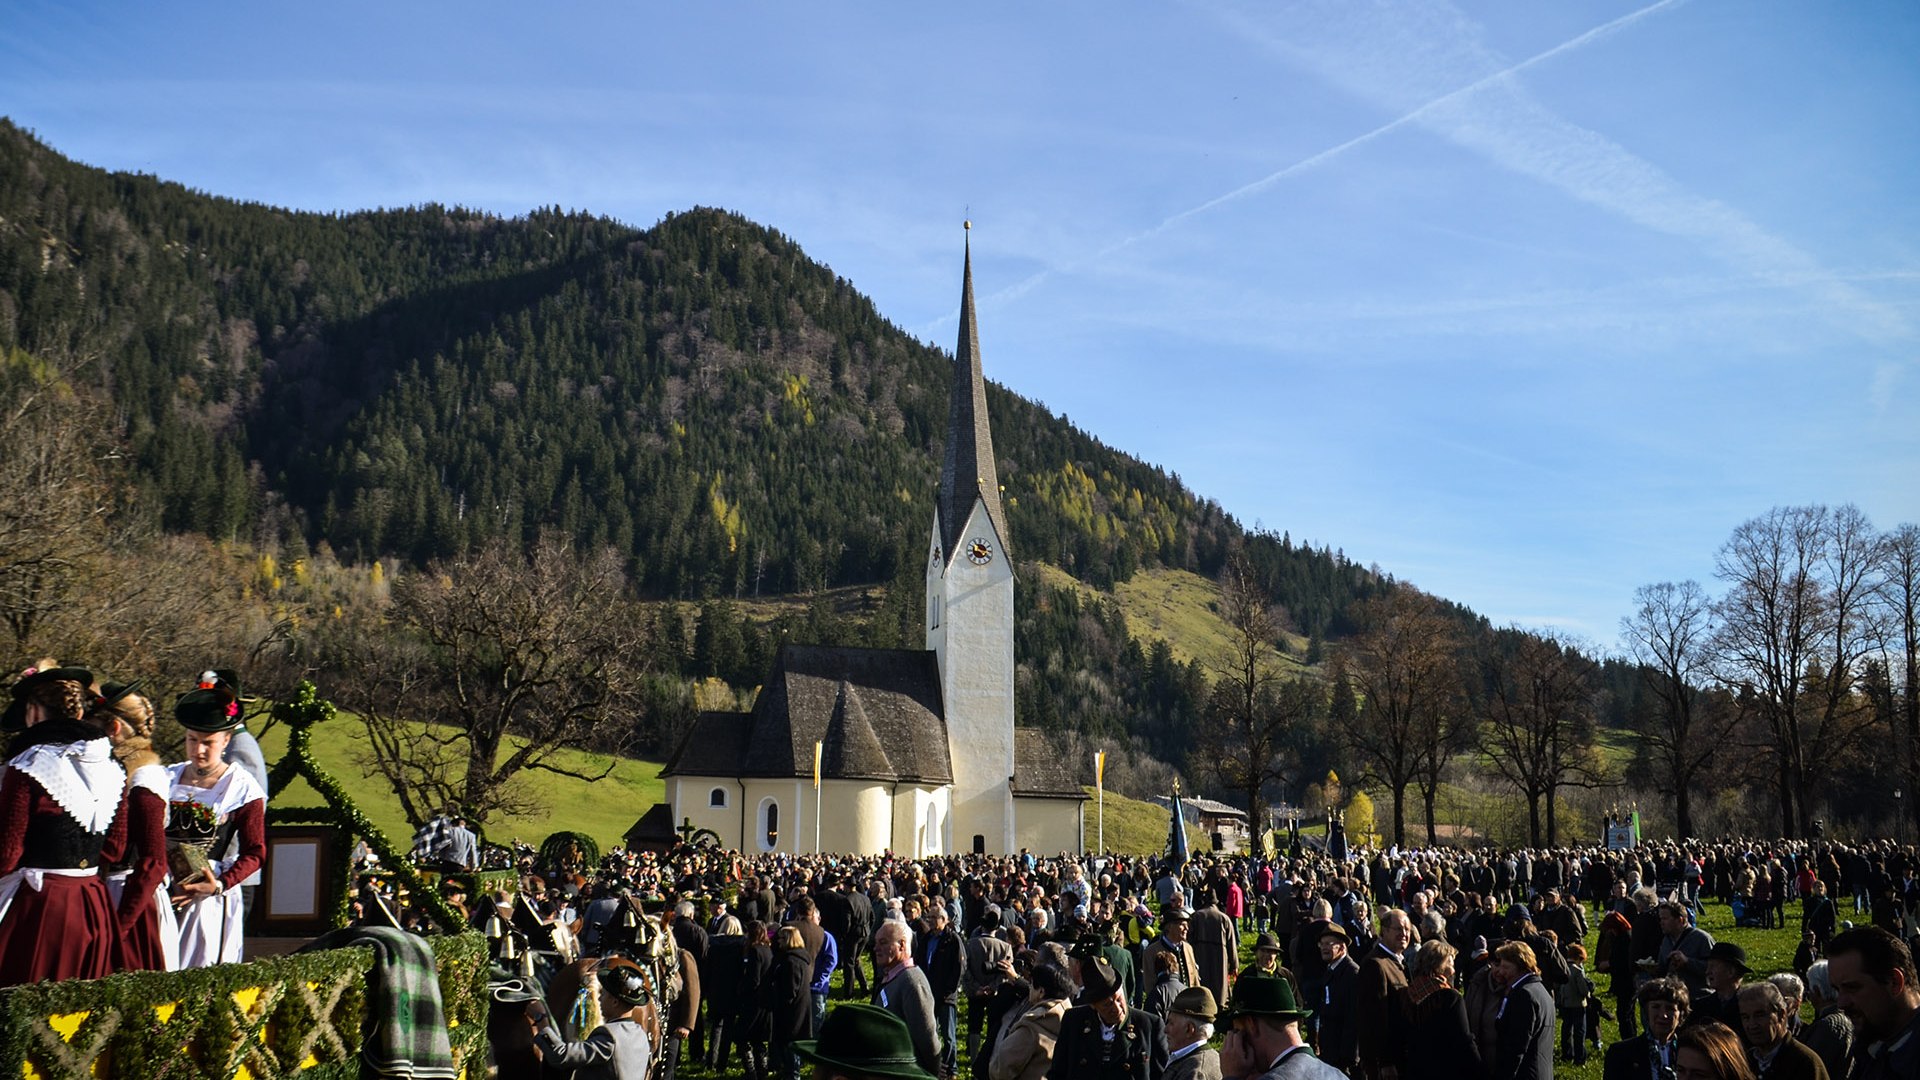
top-left (645, 234), bottom-right (1086, 857)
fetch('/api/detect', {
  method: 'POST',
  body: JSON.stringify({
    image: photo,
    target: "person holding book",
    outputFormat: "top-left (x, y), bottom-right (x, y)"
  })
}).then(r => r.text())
top-left (167, 677), bottom-right (265, 967)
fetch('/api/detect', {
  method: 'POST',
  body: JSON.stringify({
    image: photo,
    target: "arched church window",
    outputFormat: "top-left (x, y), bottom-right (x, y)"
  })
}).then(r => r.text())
top-left (759, 798), bottom-right (780, 852)
top-left (709, 787), bottom-right (727, 808)
top-left (931, 594), bottom-right (941, 630)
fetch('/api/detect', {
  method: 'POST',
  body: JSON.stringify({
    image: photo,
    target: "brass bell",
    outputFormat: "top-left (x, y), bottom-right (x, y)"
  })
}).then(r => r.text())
top-left (498, 930), bottom-right (522, 961)
top-left (618, 904), bottom-right (639, 930)
top-left (484, 909), bottom-right (506, 941)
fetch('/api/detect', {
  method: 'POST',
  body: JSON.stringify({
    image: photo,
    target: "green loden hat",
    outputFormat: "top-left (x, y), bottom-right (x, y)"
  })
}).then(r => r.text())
top-left (793, 1003), bottom-right (936, 1080)
top-left (1220, 974), bottom-right (1313, 1025)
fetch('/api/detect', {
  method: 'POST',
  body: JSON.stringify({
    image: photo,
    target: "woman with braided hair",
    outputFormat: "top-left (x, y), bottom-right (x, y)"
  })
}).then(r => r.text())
top-left (96, 682), bottom-right (178, 971)
top-left (167, 676), bottom-right (266, 967)
top-left (0, 663), bottom-right (129, 985)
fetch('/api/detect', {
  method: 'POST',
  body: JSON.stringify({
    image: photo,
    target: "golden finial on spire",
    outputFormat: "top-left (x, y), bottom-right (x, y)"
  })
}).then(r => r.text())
top-left (964, 219), bottom-right (971, 231)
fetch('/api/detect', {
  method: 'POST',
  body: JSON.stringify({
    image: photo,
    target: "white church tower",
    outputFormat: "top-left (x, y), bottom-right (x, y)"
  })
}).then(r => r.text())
top-left (927, 226), bottom-right (1017, 855)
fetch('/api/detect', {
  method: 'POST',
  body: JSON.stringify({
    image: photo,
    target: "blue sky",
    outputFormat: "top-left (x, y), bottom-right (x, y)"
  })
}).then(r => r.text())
top-left (4, 1), bottom-right (1916, 647)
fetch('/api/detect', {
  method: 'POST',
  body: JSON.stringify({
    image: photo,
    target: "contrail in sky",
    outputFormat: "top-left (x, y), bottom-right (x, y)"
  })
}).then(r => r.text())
top-left (926, 0), bottom-right (1683, 330)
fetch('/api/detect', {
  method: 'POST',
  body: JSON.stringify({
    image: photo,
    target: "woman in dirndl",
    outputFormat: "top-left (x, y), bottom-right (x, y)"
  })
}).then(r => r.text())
top-left (96, 681), bottom-right (178, 971)
top-left (0, 663), bottom-right (128, 986)
top-left (167, 678), bottom-right (265, 968)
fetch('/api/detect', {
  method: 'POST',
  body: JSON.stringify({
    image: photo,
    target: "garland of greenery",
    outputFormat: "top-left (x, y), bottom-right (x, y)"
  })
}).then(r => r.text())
top-left (538, 830), bottom-right (600, 875)
top-left (263, 681), bottom-right (466, 933)
top-left (0, 933), bottom-right (490, 1079)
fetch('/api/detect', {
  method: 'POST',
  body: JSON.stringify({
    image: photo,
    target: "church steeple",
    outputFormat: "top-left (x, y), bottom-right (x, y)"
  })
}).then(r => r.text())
top-left (939, 223), bottom-right (1009, 562)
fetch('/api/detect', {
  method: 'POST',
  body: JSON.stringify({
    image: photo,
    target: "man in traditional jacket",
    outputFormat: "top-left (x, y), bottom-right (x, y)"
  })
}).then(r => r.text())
top-left (1047, 958), bottom-right (1168, 1080)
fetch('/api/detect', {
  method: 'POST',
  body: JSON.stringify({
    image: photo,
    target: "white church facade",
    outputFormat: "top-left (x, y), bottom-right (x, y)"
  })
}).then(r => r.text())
top-left (648, 236), bottom-right (1085, 857)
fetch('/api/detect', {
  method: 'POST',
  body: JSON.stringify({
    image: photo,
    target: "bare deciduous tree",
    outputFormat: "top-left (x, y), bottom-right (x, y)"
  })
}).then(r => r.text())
top-left (1334, 588), bottom-right (1465, 847)
top-left (1477, 629), bottom-right (1605, 847)
top-left (334, 531), bottom-right (652, 827)
top-left (0, 357), bottom-right (116, 651)
top-left (1197, 552), bottom-right (1314, 834)
top-left (1880, 523), bottom-right (1920, 833)
top-left (1713, 504), bottom-right (1882, 836)
top-left (1622, 580), bottom-right (1735, 840)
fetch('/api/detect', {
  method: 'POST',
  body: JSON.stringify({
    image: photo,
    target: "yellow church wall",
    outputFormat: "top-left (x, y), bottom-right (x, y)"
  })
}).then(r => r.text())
top-left (667, 777), bottom-right (744, 845)
top-left (1015, 797), bottom-right (1084, 856)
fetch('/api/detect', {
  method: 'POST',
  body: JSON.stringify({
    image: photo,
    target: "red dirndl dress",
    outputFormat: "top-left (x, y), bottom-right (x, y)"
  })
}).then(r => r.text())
top-left (106, 764), bottom-right (176, 971)
top-left (0, 736), bottom-right (128, 986)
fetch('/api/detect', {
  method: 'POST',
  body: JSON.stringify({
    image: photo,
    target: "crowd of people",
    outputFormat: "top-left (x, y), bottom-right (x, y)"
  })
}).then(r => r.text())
top-left (10, 658), bottom-right (1920, 1080)
top-left (0, 662), bottom-right (269, 987)
top-left (440, 833), bottom-right (1920, 1080)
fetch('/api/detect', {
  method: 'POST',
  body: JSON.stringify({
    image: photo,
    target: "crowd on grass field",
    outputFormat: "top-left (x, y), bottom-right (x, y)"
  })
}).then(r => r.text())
top-left (387, 832), bottom-right (1920, 1080)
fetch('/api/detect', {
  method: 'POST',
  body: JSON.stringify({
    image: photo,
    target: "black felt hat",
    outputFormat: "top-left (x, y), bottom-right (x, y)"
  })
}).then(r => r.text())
top-left (596, 956), bottom-right (653, 1006)
top-left (175, 674), bottom-right (244, 733)
top-left (3, 665), bottom-right (95, 733)
top-left (1081, 957), bottom-right (1123, 999)
top-left (1707, 942), bottom-right (1751, 974)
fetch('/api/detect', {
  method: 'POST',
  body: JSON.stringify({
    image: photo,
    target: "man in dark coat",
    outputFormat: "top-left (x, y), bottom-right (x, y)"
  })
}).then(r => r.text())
top-left (1355, 909), bottom-right (1410, 1080)
top-left (701, 931), bottom-right (745, 1072)
top-left (814, 876), bottom-right (855, 989)
top-left (1603, 976), bottom-right (1688, 1080)
top-left (1047, 958), bottom-right (1168, 1080)
top-left (1492, 941), bottom-right (1555, 1080)
top-left (922, 904), bottom-right (965, 1079)
top-left (963, 907), bottom-right (1014, 1058)
top-left (1314, 924), bottom-right (1360, 1073)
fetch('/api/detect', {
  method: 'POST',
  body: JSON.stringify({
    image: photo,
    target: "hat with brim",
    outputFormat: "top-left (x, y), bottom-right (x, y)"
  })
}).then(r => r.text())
top-left (1220, 974), bottom-right (1312, 1024)
top-left (175, 687), bottom-right (243, 733)
top-left (1170, 985), bottom-right (1218, 1022)
top-left (1161, 907), bottom-right (1190, 923)
top-left (1707, 942), bottom-right (1750, 974)
top-left (1081, 957), bottom-right (1123, 999)
top-left (793, 1003), bottom-right (936, 1080)
top-left (1318, 922), bottom-right (1349, 942)
top-left (1254, 932), bottom-right (1282, 953)
top-left (596, 956), bottom-right (652, 1006)
top-left (3, 666), bottom-right (94, 733)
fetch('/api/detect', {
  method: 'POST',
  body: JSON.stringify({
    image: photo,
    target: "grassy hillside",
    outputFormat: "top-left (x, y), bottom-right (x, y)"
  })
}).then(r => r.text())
top-left (1032, 563), bottom-right (1315, 677)
top-left (1089, 786), bottom-right (1206, 855)
top-left (254, 714), bottom-right (666, 851)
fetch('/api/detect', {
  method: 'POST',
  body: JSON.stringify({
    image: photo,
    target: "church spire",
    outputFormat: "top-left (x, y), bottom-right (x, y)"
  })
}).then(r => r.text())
top-left (940, 222), bottom-right (1009, 561)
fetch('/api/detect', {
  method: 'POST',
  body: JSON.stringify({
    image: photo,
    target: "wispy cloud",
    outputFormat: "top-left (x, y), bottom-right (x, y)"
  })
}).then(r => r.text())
top-left (1205, 0), bottom-right (1911, 348)
top-left (922, 0), bottom-right (1689, 337)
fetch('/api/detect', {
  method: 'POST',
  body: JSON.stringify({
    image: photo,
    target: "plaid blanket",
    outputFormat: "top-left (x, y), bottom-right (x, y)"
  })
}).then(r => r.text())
top-left (302, 927), bottom-right (458, 1080)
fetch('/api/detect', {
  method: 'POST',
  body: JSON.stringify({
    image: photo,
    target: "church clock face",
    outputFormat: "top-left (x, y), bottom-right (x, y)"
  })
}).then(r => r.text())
top-left (967, 538), bottom-right (994, 565)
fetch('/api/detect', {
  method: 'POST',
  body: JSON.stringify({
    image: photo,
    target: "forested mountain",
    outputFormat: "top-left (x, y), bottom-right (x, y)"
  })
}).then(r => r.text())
top-left (0, 119), bottom-right (1389, 627)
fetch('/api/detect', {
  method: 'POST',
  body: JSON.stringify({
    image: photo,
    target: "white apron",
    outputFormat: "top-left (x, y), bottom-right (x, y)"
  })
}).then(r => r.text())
top-left (167, 763), bottom-right (264, 968)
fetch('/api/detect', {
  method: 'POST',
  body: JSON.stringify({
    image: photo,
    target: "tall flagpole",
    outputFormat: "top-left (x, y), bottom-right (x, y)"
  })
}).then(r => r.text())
top-left (1095, 750), bottom-right (1106, 854)
top-left (813, 740), bottom-right (823, 854)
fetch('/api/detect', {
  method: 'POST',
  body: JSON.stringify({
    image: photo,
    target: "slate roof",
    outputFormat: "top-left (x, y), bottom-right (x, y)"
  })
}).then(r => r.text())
top-left (625, 802), bottom-right (676, 850)
top-left (662, 645), bottom-right (953, 784)
top-left (1010, 728), bottom-right (1086, 800)
top-left (937, 236), bottom-right (1010, 564)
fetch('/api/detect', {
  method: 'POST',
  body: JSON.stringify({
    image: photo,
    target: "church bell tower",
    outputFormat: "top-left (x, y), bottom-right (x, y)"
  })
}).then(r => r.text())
top-left (926, 224), bottom-right (1016, 855)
